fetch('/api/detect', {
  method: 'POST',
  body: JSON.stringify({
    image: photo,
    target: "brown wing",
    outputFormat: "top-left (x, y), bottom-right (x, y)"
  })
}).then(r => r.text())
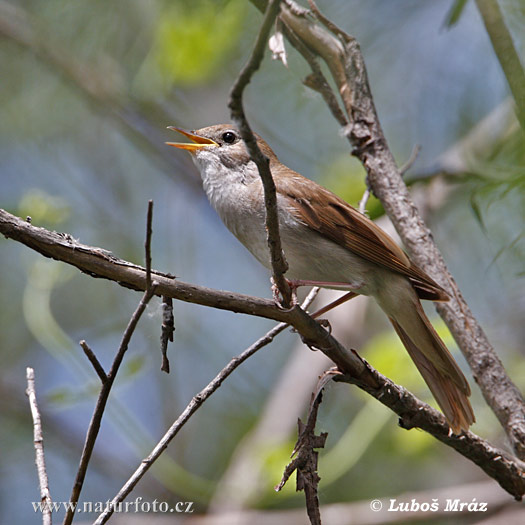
top-left (275, 170), bottom-right (448, 302)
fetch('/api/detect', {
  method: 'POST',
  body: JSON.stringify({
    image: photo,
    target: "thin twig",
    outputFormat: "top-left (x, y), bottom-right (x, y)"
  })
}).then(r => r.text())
top-left (285, 28), bottom-right (348, 128)
top-left (94, 289), bottom-right (319, 525)
top-left (64, 284), bottom-right (158, 525)
top-left (26, 367), bottom-right (52, 525)
top-left (228, 0), bottom-right (293, 307)
top-left (145, 200), bottom-right (153, 291)
top-left (80, 340), bottom-right (107, 384)
top-left (358, 188), bottom-right (371, 215)
top-left (160, 296), bottom-right (174, 373)
top-left (399, 144), bottom-right (421, 176)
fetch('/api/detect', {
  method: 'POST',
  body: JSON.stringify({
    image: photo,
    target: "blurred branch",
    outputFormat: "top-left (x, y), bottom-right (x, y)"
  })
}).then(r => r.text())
top-left (0, 0), bottom-right (197, 188)
top-left (476, 0), bottom-right (525, 134)
top-left (94, 290), bottom-right (318, 525)
top-left (229, 0), bottom-right (292, 306)
top-left (210, 292), bottom-right (368, 512)
top-left (2, 208), bottom-right (525, 499)
top-left (250, 0), bottom-right (525, 460)
top-left (26, 367), bottom-right (52, 525)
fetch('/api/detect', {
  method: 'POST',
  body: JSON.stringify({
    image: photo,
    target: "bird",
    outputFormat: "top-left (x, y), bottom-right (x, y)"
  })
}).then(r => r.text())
top-left (166, 123), bottom-right (475, 433)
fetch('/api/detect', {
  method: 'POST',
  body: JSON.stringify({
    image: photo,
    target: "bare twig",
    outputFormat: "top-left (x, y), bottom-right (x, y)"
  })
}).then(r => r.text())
top-left (399, 144), bottom-right (422, 176)
top-left (2, 210), bottom-right (525, 497)
top-left (79, 340), bottom-right (107, 384)
top-left (228, 0), bottom-right (293, 307)
top-left (0, 209), bottom-right (368, 383)
top-left (144, 200), bottom-right (153, 291)
top-left (160, 296), bottom-right (174, 373)
top-left (64, 284), bottom-right (158, 525)
top-left (358, 188), bottom-right (371, 215)
top-left (277, 390), bottom-right (327, 525)
top-left (94, 290), bottom-right (318, 525)
top-left (26, 367), bottom-right (52, 525)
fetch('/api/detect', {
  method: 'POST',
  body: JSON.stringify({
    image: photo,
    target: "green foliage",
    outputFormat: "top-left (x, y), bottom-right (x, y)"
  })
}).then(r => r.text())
top-left (17, 189), bottom-right (70, 227)
top-left (464, 126), bottom-right (525, 275)
top-left (145, 0), bottom-right (247, 90)
top-left (444, 0), bottom-right (470, 27)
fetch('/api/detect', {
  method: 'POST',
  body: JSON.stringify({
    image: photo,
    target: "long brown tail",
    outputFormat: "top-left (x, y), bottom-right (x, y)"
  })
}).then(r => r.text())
top-left (378, 282), bottom-right (475, 433)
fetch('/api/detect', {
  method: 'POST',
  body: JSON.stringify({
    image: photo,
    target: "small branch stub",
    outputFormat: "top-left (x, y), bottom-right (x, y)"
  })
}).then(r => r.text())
top-left (277, 389), bottom-right (327, 525)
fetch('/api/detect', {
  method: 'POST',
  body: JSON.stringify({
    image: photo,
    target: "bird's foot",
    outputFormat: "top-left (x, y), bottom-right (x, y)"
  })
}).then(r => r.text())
top-left (271, 277), bottom-right (298, 310)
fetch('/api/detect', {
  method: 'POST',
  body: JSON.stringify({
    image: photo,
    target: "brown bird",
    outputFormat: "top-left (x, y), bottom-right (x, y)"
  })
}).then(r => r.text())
top-left (167, 124), bottom-right (475, 433)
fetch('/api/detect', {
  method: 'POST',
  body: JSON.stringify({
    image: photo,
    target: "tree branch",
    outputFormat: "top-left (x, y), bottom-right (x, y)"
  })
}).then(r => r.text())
top-left (267, 0), bottom-right (525, 461)
top-left (0, 208), bottom-right (368, 384)
top-left (63, 284), bottom-right (158, 525)
top-left (476, 0), bottom-right (525, 134)
top-left (2, 208), bottom-right (524, 498)
top-left (93, 291), bottom-right (318, 525)
top-left (26, 367), bottom-right (52, 525)
top-left (229, 0), bottom-right (293, 306)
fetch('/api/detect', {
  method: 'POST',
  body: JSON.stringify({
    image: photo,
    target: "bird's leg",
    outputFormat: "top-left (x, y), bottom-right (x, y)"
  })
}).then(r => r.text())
top-left (282, 278), bottom-right (361, 318)
top-left (309, 291), bottom-right (358, 319)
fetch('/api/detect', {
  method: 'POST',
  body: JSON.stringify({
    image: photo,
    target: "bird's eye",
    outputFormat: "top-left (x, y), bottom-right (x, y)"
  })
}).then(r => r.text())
top-left (222, 131), bottom-right (236, 144)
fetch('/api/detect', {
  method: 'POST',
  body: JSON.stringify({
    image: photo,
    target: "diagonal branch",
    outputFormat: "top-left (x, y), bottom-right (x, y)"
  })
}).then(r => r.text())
top-left (229, 0), bottom-right (292, 306)
top-left (258, 0), bottom-right (525, 461)
top-left (63, 284), bottom-right (158, 525)
top-left (2, 208), bottom-right (525, 498)
top-left (476, 0), bottom-right (525, 134)
top-left (0, 208), bottom-right (368, 385)
top-left (94, 289), bottom-right (319, 525)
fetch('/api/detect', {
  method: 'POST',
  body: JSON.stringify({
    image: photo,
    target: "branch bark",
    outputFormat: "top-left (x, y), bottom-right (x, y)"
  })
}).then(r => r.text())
top-left (2, 208), bottom-right (524, 499)
top-left (94, 291), bottom-right (318, 525)
top-left (253, 0), bottom-right (525, 461)
top-left (64, 284), bottom-right (158, 525)
top-left (26, 367), bottom-right (52, 525)
top-left (229, 0), bottom-right (292, 306)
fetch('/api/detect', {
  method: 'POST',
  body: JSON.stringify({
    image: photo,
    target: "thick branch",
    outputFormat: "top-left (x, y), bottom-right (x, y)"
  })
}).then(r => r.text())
top-left (271, 0), bottom-right (525, 461)
top-left (0, 208), bottom-right (368, 384)
top-left (229, 0), bottom-right (292, 306)
top-left (337, 368), bottom-right (525, 500)
top-left (2, 208), bottom-right (524, 498)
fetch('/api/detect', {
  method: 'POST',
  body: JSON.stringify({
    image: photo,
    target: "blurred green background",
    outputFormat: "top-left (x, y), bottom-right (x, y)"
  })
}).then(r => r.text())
top-left (1, 0), bottom-right (524, 523)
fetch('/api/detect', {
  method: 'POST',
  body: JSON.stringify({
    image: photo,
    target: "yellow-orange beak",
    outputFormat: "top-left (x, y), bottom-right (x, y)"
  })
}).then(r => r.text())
top-left (165, 127), bottom-right (218, 152)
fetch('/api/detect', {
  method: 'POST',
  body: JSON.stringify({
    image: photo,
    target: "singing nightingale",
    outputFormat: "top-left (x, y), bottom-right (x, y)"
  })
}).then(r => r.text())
top-left (167, 124), bottom-right (475, 433)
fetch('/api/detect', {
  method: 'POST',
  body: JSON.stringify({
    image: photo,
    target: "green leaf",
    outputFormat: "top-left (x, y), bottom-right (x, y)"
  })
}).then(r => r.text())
top-left (444, 0), bottom-right (470, 28)
top-left (153, 0), bottom-right (247, 87)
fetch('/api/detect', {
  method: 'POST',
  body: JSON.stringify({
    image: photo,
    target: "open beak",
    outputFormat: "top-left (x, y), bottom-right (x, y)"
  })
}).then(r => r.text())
top-left (165, 127), bottom-right (218, 152)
